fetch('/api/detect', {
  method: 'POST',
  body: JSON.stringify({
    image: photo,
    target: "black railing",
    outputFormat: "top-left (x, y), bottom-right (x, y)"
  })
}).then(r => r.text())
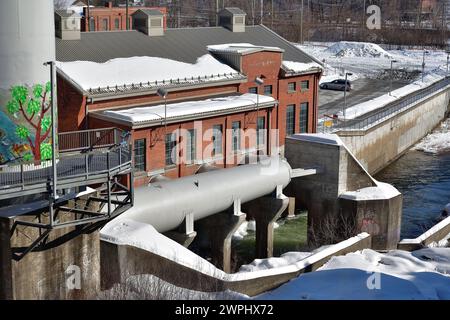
top-left (0, 128), bottom-right (131, 193)
top-left (331, 76), bottom-right (450, 132)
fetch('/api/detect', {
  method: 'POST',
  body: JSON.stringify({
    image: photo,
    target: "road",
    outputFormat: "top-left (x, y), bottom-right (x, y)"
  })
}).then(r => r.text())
top-left (318, 78), bottom-right (410, 118)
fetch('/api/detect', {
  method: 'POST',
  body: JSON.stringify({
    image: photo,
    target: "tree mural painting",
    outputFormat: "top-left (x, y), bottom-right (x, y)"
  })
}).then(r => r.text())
top-left (6, 82), bottom-right (53, 163)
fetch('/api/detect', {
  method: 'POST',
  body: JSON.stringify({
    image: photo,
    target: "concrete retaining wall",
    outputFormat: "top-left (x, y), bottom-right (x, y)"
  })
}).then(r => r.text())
top-left (100, 233), bottom-right (371, 297)
top-left (398, 216), bottom-right (450, 251)
top-left (338, 89), bottom-right (450, 174)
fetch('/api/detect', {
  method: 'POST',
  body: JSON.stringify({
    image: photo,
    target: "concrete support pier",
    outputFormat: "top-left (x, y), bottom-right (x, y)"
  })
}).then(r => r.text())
top-left (194, 203), bottom-right (246, 273)
top-left (247, 194), bottom-right (289, 258)
top-left (285, 134), bottom-right (402, 250)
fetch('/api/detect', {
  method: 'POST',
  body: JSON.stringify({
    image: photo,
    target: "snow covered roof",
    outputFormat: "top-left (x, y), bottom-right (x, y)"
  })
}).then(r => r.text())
top-left (287, 133), bottom-right (344, 146)
top-left (282, 60), bottom-right (323, 75)
top-left (97, 93), bottom-right (276, 128)
top-left (208, 43), bottom-right (284, 55)
top-left (56, 54), bottom-right (246, 98)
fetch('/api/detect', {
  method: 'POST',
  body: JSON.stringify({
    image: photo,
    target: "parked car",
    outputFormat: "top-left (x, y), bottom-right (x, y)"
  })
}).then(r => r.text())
top-left (320, 79), bottom-right (352, 91)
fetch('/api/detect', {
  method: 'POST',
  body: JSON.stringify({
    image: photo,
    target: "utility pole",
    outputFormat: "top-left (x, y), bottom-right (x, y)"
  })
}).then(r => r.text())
top-left (216, 0), bottom-right (219, 26)
top-left (126, 0), bottom-right (129, 30)
top-left (251, 0), bottom-right (255, 26)
top-left (271, 0), bottom-right (274, 29)
top-left (300, 0), bottom-right (304, 44)
top-left (87, 0), bottom-right (91, 31)
top-left (260, 0), bottom-right (263, 25)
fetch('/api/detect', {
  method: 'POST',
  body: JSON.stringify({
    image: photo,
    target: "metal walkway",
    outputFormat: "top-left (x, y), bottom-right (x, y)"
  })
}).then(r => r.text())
top-left (0, 128), bottom-right (134, 260)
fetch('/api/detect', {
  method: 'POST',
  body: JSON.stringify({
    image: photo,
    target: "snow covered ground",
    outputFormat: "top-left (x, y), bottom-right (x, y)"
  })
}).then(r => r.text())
top-left (297, 41), bottom-right (449, 82)
top-left (257, 248), bottom-right (450, 300)
top-left (414, 118), bottom-right (450, 154)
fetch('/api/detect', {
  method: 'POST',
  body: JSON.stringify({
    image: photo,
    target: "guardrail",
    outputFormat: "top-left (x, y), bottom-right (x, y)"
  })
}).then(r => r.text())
top-left (330, 76), bottom-right (450, 132)
top-left (0, 128), bottom-right (132, 195)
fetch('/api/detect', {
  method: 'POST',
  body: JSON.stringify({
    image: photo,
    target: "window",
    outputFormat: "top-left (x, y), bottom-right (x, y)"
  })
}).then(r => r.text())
top-left (212, 124), bottom-right (223, 156)
top-left (133, 139), bottom-right (146, 172)
top-left (248, 87), bottom-right (257, 94)
top-left (165, 133), bottom-right (177, 166)
top-left (114, 18), bottom-right (120, 30)
top-left (286, 105), bottom-right (295, 136)
top-left (232, 121), bottom-right (241, 152)
top-left (300, 102), bottom-right (309, 133)
top-left (102, 18), bottom-right (109, 31)
top-left (89, 18), bottom-right (95, 31)
top-left (288, 82), bottom-right (296, 92)
top-left (186, 129), bottom-right (196, 164)
top-left (264, 85), bottom-right (273, 96)
top-left (257, 116), bottom-right (265, 147)
top-left (301, 80), bottom-right (310, 91)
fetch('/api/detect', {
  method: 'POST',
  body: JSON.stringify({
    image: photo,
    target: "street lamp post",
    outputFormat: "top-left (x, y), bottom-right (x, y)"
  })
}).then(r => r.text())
top-left (422, 50), bottom-right (429, 82)
top-left (447, 52), bottom-right (450, 75)
top-left (157, 88), bottom-right (169, 140)
top-left (390, 59), bottom-right (398, 96)
top-left (343, 72), bottom-right (353, 121)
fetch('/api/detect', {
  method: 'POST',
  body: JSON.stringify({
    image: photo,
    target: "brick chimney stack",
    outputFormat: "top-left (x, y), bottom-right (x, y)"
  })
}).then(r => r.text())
top-left (105, 1), bottom-right (113, 8)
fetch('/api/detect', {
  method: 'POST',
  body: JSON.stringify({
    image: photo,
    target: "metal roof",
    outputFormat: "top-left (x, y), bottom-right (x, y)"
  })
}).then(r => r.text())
top-left (221, 7), bottom-right (247, 15)
top-left (55, 25), bottom-right (320, 65)
top-left (55, 10), bottom-right (78, 18)
top-left (134, 9), bottom-right (164, 16)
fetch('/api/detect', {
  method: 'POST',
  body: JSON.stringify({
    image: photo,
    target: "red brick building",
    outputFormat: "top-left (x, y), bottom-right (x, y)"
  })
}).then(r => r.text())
top-left (55, 8), bottom-right (322, 187)
top-left (80, 1), bottom-right (167, 32)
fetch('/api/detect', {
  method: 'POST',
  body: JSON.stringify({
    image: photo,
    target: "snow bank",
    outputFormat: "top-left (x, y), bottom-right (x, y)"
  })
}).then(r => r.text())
top-left (338, 71), bottom-right (447, 120)
top-left (103, 93), bottom-right (275, 124)
top-left (239, 252), bottom-right (313, 273)
top-left (56, 54), bottom-right (239, 91)
top-left (414, 118), bottom-right (450, 154)
top-left (101, 219), bottom-right (227, 279)
top-left (340, 181), bottom-right (401, 201)
top-left (257, 248), bottom-right (450, 300)
top-left (282, 61), bottom-right (323, 74)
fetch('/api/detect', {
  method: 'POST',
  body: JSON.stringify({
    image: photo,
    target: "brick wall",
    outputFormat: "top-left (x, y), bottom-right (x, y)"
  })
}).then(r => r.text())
top-left (81, 5), bottom-right (167, 32)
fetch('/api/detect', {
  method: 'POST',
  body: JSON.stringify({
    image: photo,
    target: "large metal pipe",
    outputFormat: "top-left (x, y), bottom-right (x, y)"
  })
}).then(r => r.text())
top-left (117, 158), bottom-right (292, 233)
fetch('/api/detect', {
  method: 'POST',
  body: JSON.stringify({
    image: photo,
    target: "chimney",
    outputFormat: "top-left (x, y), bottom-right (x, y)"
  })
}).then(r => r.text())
top-left (218, 7), bottom-right (246, 32)
top-left (55, 10), bottom-right (81, 40)
top-left (105, 1), bottom-right (113, 8)
top-left (132, 9), bottom-right (164, 37)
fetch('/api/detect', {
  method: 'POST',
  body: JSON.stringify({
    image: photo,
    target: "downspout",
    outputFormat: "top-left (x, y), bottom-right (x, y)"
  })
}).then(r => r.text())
top-left (224, 116), bottom-right (228, 168)
top-left (266, 107), bottom-right (271, 156)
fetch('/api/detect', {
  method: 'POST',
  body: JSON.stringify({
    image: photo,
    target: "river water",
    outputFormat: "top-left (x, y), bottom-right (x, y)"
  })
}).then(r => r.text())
top-left (376, 118), bottom-right (450, 239)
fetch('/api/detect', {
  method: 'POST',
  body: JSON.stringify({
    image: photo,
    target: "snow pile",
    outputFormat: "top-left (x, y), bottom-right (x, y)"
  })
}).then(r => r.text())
top-left (257, 248), bottom-right (450, 300)
top-left (56, 54), bottom-right (239, 91)
top-left (340, 181), bottom-right (401, 201)
top-left (282, 61), bottom-right (323, 74)
top-left (103, 93), bottom-right (275, 124)
top-left (414, 118), bottom-right (450, 154)
top-left (337, 71), bottom-right (447, 120)
top-left (239, 252), bottom-right (313, 273)
top-left (327, 41), bottom-right (393, 58)
top-left (101, 219), bottom-right (227, 279)
top-left (233, 220), bottom-right (277, 241)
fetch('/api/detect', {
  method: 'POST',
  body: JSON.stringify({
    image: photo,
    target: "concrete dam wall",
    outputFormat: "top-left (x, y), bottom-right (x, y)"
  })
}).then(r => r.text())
top-left (337, 88), bottom-right (450, 174)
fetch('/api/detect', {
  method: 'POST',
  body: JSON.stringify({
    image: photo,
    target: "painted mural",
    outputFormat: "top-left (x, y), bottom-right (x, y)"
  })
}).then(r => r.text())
top-left (0, 83), bottom-right (53, 165)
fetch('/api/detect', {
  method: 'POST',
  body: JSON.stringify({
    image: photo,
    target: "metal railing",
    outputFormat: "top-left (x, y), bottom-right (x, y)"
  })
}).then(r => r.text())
top-left (0, 128), bottom-right (132, 193)
top-left (331, 76), bottom-right (450, 133)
